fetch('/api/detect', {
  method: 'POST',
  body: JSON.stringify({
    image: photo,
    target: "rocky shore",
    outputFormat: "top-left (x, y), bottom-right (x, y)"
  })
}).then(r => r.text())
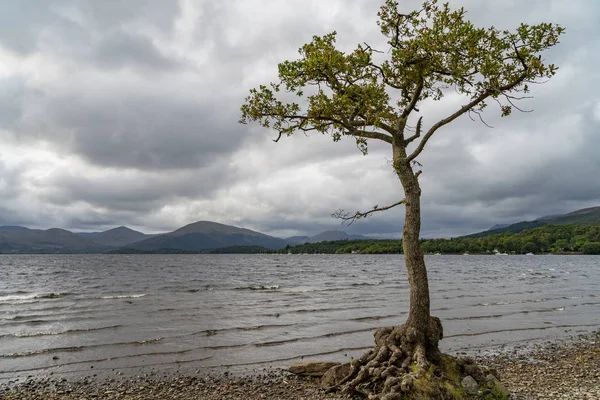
top-left (2, 331), bottom-right (598, 400)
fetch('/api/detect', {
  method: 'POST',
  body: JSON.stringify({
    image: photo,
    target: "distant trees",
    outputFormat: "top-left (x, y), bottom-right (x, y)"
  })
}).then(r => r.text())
top-left (282, 225), bottom-right (600, 255)
top-left (280, 239), bottom-right (404, 254)
top-left (582, 242), bottom-right (600, 255)
top-left (421, 224), bottom-right (600, 254)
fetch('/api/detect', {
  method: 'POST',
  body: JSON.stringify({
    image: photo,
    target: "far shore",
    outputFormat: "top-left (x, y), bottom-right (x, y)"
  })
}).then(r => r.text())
top-left (2, 330), bottom-right (598, 400)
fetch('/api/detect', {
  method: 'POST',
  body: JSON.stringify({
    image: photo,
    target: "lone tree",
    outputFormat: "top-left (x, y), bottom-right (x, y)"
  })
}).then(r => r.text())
top-left (241, 1), bottom-right (563, 398)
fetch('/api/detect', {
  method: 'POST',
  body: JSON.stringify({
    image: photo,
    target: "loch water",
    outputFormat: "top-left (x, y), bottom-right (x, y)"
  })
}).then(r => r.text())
top-left (1, 254), bottom-right (599, 381)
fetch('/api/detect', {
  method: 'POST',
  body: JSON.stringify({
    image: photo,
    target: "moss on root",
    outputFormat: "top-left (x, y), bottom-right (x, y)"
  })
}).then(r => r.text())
top-left (389, 355), bottom-right (508, 400)
top-left (317, 323), bottom-right (509, 399)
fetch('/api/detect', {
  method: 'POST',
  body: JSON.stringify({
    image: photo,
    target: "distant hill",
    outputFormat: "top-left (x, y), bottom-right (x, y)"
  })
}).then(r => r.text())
top-left (284, 235), bottom-right (310, 246)
top-left (284, 230), bottom-right (368, 245)
top-left (306, 230), bottom-right (367, 243)
top-left (76, 226), bottom-right (154, 247)
top-left (125, 221), bottom-right (287, 251)
top-left (463, 206), bottom-right (600, 238)
top-left (0, 226), bottom-right (111, 253)
top-left (109, 245), bottom-right (272, 254)
top-left (488, 223), bottom-right (509, 230)
top-left (463, 221), bottom-right (547, 238)
top-left (0, 223), bottom-right (369, 254)
top-left (542, 206), bottom-right (600, 225)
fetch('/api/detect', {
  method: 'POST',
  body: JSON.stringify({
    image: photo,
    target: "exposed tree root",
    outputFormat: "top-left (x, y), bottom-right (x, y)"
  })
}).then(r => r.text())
top-left (323, 316), bottom-right (507, 399)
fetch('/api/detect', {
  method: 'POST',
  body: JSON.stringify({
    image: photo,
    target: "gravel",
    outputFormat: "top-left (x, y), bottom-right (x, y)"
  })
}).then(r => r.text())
top-left (2, 331), bottom-right (598, 400)
top-left (481, 330), bottom-right (600, 400)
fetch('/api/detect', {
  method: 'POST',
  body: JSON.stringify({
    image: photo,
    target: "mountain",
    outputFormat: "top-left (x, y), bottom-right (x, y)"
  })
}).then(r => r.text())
top-left (306, 230), bottom-right (367, 243)
top-left (76, 226), bottom-right (154, 247)
top-left (463, 206), bottom-right (600, 238)
top-left (541, 206), bottom-right (600, 225)
top-left (463, 221), bottom-right (547, 239)
top-left (284, 230), bottom-right (369, 245)
top-left (124, 221), bottom-right (287, 251)
top-left (284, 235), bottom-right (310, 246)
top-left (488, 223), bottom-right (509, 230)
top-left (0, 226), bottom-right (111, 253)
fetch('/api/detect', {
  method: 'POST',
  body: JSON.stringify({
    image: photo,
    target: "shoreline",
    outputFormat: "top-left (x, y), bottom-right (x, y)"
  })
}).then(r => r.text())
top-left (2, 330), bottom-right (598, 400)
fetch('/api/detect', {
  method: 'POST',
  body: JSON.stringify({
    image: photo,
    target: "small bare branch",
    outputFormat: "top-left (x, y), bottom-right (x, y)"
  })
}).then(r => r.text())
top-left (362, 42), bottom-right (384, 54)
top-left (503, 95), bottom-right (534, 113)
top-left (332, 199), bottom-right (406, 225)
top-left (405, 116), bottom-right (423, 144)
top-left (470, 109), bottom-right (494, 128)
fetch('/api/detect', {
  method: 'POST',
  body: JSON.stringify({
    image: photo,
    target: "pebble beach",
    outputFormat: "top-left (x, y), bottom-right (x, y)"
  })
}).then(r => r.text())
top-left (2, 331), bottom-right (598, 400)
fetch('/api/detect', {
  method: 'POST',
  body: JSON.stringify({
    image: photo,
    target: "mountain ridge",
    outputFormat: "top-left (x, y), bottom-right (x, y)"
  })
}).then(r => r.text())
top-left (76, 226), bottom-right (155, 247)
top-left (463, 206), bottom-right (600, 238)
top-left (2, 205), bottom-right (598, 253)
top-left (125, 221), bottom-right (288, 251)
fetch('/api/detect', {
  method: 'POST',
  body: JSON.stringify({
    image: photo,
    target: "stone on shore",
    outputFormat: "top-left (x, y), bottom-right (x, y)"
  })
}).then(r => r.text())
top-left (288, 361), bottom-right (340, 377)
top-left (461, 375), bottom-right (479, 395)
top-left (320, 363), bottom-right (351, 389)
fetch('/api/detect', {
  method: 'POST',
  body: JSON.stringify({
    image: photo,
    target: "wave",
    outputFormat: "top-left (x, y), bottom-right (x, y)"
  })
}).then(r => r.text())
top-left (0, 292), bottom-right (69, 303)
top-left (236, 285), bottom-right (280, 291)
top-left (254, 327), bottom-right (376, 348)
top-left (349, 314), bottom-right (398, 322)
top-left (478, 298), bottom-right (548, 306)
top-left (445, 322), bottom-right (600, 339)
top-left (190, 323), bottom-right (296, 337)
top-left (2, 314), bottom-right (47, 321)
top-left (280, 287), bottom-right (348, 294)
top-left (477, 294), bottom-right (592, 307)
top-left (99, 294), bottom-right (146, 299)
top-left (0, 324), bottom-right (122, 339)
top-left (351, 281), bottom-right (383, 287)
top-left (1, 337), bottom-right (165, 359)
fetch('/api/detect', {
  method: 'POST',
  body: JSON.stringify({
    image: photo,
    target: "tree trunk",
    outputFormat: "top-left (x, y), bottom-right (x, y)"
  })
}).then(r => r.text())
top-left (323, 146), bottom-right (448, 398)
top-left (393, 144), bottom-right (442, 363)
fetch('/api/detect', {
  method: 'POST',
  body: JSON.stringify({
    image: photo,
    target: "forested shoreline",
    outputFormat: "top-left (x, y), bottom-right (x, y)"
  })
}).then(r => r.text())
top-left (280, 224), bottom-right (600, 255)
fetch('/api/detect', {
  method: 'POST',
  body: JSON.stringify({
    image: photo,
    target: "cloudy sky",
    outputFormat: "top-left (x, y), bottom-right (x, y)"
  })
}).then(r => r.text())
top-left (0, 0), bottom-right (598, 238)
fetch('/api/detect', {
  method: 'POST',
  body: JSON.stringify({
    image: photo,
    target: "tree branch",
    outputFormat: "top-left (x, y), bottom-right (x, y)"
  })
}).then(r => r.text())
top-left (407, 70), bottom-right (528, 162)
top-left (332, 199), bottom-right (406, 225)
top-left (369, 63), bottom-right (403, 90)
top-left (280, 113), bottom-right (395, 144)
top-left (405, 116), bottom-right (423, 144)
top-left (401, 78), bottom-right (424, 119)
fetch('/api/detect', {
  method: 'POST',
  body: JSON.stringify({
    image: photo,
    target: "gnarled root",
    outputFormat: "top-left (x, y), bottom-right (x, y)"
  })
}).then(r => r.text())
top-left (322, 315), bottom-right (507, 398)
top-left (319, 316), bottom-right (508, 399)
top-left (333, 316), bottom-right (444, 399)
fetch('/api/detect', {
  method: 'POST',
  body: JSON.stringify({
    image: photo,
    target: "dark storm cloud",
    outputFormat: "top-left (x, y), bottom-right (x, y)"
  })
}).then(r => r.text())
top-left (0, 0), bottom-right (180, 55)
top-left (91, 30), bottom-right (183, 72)
top-left (35, 92), bottom-right (244, 170)
top-left (39, 158), bottom-right (232, 213)
top-left (0, 0), bottom-right (598, 236)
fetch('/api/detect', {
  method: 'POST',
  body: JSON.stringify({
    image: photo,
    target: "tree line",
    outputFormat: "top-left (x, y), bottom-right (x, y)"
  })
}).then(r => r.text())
top-left (281, 224), bottom-right (600, 255)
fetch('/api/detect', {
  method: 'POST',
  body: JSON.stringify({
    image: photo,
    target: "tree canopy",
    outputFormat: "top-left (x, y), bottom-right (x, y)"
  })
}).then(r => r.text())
top-left (240, 0), bottom-right (564, 161)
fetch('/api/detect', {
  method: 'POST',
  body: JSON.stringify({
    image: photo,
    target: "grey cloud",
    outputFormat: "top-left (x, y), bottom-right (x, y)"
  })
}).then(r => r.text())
top-left (0, 0), bottom-right (599, 237)
top-left (91, 30), bottom-right (182, 72)
top-left (0, 0), bottom-right (181, 68)
top-left (0, 1), bottom-right (50, 54)
top-left (39, 159), bottom-right (233, 213)
top-left (0, 78), bottom-right (27, 131)
top-left (13, 87), bottom-right (247, 170)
